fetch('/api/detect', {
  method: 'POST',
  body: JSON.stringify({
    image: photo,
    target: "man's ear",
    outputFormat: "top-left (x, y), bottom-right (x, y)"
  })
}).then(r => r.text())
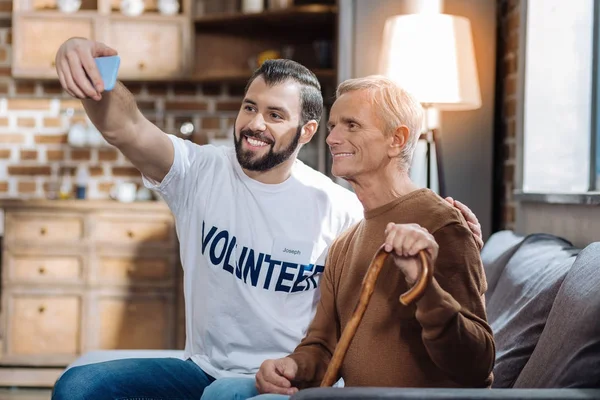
top-left (299, 120), bottom-right (319, 144)
top-left (388, 125), bottom-right (410, 158)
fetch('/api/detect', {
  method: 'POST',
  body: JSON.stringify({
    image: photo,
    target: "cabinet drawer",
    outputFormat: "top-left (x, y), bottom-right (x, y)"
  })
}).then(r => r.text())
top-left (7, 254), bottom-right (83, 283)
top-left (7, 295), bottom-right (81, 356)
top-left (6, 214), bottom-right (84, 243)
top-left (97, 256), bottom-right (172, 284)
top-left (98, 295), bottom-right (172, 349)
top-left (93, 218), bottom-right (173, 246)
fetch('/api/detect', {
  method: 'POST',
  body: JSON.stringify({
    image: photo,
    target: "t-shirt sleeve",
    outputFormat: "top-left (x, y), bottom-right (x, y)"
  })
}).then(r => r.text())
top-left (142, 134), bottom-right (222, 215)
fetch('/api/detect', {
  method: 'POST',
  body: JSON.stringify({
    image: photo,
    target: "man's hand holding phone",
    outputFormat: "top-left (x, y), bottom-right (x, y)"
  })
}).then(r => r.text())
top-left (55, 37), bottom-right (120, 101)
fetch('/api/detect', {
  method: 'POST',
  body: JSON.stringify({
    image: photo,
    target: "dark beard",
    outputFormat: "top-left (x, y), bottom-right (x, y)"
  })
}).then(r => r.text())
top-left (234, 125), bottom-right (302, 172)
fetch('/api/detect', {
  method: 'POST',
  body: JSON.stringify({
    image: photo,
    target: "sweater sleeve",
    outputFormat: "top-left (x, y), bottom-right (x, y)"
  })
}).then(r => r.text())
top-left (414, 222), bottom-right (495, 387)
top-left (287, 239), bottom-right (342, 389)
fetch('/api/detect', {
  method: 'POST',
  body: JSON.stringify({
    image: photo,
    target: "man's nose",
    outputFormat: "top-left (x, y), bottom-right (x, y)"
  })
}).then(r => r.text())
top-left (326, 126), bottom-right (342, 147)
top-left (247, 113), bottom-right (266, 131)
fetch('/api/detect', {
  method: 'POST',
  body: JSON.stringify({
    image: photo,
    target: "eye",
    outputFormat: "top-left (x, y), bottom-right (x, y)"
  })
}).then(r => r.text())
top-left (348, 122), bottom-right (358, 130)
top-left (244, 104), bottom-right (256, 112)
top-left (270, 112), bottom-right (283, 120)
top-left (327, 124), bottom-right (334, 132)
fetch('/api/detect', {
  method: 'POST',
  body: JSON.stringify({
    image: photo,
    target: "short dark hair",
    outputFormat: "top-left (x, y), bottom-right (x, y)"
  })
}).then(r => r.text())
top-left (244, 59), bottom-right (323, 125)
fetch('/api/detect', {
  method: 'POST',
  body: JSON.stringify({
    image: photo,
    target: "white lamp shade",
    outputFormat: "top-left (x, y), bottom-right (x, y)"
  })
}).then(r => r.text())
top-left (379, 13), bottom-right (481, 111)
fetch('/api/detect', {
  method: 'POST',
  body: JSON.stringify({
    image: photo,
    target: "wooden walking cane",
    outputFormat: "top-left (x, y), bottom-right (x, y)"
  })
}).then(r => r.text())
top-left (320, 245), bottom-right (434, 387)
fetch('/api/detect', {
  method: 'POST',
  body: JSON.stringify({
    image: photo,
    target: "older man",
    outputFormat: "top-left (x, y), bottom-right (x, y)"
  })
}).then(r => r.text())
top-left (213, 75), bottom-right (494, 399)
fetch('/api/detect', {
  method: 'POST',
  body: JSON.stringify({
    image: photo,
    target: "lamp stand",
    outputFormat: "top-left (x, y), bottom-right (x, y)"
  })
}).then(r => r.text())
top-left (420, 104), bottom-right (446, 198)
top-left (420, 128), bottom-right (446, 198)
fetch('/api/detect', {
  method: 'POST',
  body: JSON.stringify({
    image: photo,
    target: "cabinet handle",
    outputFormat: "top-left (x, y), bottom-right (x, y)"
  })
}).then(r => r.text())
top-left (138, 62), bottom-right (145, 70)
top-left (40, 227), bottom-right (47, 235)
top-left (38, 305), bottom-right (46, 313)
top-left (127, 230), bottom-right (135, 238)
top-left (38, 266), bottom-right (46, 275)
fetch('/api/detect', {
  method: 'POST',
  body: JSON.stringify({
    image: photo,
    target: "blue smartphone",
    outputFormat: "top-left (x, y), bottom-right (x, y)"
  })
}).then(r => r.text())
top-left (94, 55), bottom-right (120, 91)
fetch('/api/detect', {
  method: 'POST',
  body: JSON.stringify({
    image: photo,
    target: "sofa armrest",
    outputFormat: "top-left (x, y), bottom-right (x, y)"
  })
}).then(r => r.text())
top-left (291, 388), bottom-right (600, 400)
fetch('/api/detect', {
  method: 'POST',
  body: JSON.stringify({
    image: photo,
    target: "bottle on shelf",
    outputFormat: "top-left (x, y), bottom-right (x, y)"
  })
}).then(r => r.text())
top-left (59, 171), bottom-right (72, 200)
top-left (75, 165), bottom-right (89, 200)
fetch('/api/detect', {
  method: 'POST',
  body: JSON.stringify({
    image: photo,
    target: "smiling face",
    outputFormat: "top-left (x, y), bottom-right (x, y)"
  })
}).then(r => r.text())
top-left (326, 89), bottom-right (396, 181)
top-left (234, 76), bottom-right (308, 172)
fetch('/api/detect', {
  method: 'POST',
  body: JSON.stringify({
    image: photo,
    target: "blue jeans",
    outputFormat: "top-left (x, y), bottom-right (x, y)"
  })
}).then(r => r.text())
top-left (202, 376), bottom-right (345, 399)
top-left (52, 357), bottom-right (214, 400)
top-left (200, 377), bottom-right (289, 400)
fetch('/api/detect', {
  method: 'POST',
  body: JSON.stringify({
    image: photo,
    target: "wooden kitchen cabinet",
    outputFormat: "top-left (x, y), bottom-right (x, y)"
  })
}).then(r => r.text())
top-left (96, 293), bottom-right (173, 350)
top-left (10, 0), bottom-right (337, 85)
top-left (10, 0), bottom-right (193, 80)
top-left (105, 16), bottom-right (192, 79)
top-left (0, 200), bottom-right (184, 387)
top-left (11, 12), bottom-right (101, 79)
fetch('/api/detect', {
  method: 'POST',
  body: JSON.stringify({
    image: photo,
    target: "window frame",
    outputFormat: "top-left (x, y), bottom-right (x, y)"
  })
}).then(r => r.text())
top-left (515, 0), bottom-right (600, 204)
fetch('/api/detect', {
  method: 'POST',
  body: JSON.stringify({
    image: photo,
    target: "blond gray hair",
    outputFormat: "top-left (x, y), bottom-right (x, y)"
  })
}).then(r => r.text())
top-left (336, 75), bottom-right (424, 171)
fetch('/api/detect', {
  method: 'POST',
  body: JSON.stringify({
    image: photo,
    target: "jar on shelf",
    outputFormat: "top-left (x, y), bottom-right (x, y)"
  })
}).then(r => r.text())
top-left (57, 0), bottom-right (81, 13)
top-left (120, 0), bottom-right (145, 16)
top-left (268, 0), bottom-right (292, 10)
top-left (242, 0), bottom-right (263, 13)
top-left (158, 0), bottom-right (179, 15)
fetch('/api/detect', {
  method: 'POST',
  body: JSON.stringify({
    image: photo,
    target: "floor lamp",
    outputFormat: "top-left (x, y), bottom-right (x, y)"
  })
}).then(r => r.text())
top-left (379, 13), bottom-right (482, 198)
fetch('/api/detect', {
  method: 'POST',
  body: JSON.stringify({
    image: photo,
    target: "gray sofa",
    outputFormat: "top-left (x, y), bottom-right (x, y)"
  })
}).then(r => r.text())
top-left (63, 230), bottom-right (600, 399)
top-left (291, 230), bottom-right (600, 399)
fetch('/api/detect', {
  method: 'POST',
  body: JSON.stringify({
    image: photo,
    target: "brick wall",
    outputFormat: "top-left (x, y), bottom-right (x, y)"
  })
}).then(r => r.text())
top-left (0, 27), bottom-right (242, 199)
top-left (497, 0), bottom-right (519, 229)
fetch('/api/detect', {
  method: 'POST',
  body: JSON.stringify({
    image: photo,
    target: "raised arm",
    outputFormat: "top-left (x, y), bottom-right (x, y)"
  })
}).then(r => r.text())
top-left (55, 37), bottom-right (173, 183)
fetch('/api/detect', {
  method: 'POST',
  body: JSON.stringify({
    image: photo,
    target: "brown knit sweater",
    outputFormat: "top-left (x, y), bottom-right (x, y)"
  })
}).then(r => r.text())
top-left (288, 189), bottom-right (495, 389)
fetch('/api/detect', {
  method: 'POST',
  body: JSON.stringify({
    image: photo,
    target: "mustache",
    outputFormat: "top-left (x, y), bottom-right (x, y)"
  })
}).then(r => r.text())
top-left (240, 129), bottom-right (274, 145)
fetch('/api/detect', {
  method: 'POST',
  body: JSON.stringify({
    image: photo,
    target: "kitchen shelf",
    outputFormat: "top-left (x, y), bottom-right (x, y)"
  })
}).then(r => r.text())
top-left (13, 9), bottom-right (99, 17)
top-left (108, 13), bottom-right (189, 22)
top-left (194, 4), bottom-right (336, 34)
top-left (190, 68), bottom-right (336, 83)
top-left (15, 9), bottom-right (187, 20)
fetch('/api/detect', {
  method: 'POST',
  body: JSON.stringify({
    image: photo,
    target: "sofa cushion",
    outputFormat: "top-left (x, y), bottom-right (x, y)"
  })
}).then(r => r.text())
top-left (480, 230), bottom-right (526, 301)
top-left (514, 242), bottom-right (600, 388)
top-left (487, 233), bottom-right (579, 388)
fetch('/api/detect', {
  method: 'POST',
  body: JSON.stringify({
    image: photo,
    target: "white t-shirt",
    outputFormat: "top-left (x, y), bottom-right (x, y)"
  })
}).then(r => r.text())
top-left (143, 135), bottom-right (364, 379)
